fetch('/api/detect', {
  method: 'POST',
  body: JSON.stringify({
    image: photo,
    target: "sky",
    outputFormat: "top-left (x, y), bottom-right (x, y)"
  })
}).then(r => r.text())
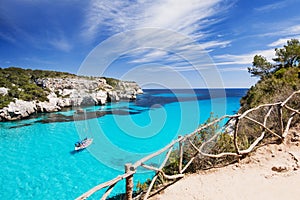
top-left (1, 0), bottom-right (300, 88)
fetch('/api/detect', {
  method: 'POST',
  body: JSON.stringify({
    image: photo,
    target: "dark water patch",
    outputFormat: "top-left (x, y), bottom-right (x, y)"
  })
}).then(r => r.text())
top-left (69, 149), bottom-right (85, 155)
top-left (117, 106), bottom-right (146, 112)
top-left (9, 123), bottom-right (32, 129)
top-left (111, 158), bottom-right (128, 167)
top-left (35, 109), bottom-right (143, 124)
top-left (135, 88), bottom-right (248, 108)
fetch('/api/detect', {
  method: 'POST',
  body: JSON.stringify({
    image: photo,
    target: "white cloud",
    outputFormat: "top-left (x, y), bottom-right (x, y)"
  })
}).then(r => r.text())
top-left (79, 0), bottom-right (236, 70)
top-left (268, 35), bottom-right (300, 47)
top-left (214, 48), bottom-right (276, 66)
top-left (208, 34), bottom-right (300, 72)
top-left (0, 32), bottom-right (16, 44)
top-left (82, 0), bottom-right (232, 43)
top-left (289, 25), bottom-right (300, 34)
top-left (268, 38), bottom-right (290, 47)
top-left (139, 0), bottom-right (219, 34)
top-left (80, 0), bottom-right (241, 84)
top-left (276, 25), bottom-right (300, 37)
top-left (49, 38), bottom-right (72, 52)
top-left (125, 39), bottom-right (231, 66)
top-left (129, 51), bottom-right (167, 64)
top-left (218, 67), bottom-right (247, 72)
top-left (199, 40), bottom-right (231, 49)
top-left (259, 24), bottom-right (300, 38)
top-left (255, 1), bottom-right (288, 12)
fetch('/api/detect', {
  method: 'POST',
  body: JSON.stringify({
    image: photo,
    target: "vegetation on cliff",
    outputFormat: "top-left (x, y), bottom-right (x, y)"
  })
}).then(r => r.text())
top-left (0, 67), bottom-right (76, 108)
top-left (241, 39), bottom-right (300, 112)
top-left (165, 38), bottom-right (300, 175)
top-left (103, 77), bottom-right (120, 88)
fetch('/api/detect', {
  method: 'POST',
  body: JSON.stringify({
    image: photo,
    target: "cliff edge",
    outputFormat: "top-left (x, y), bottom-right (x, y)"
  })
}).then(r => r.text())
top-left (0, 67), bottom-right (143, 121)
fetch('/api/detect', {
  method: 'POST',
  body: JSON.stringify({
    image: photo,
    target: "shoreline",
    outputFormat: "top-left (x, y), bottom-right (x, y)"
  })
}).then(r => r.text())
top-left (0, 77), bottom-right (143, 122)
top-left (0, 88), bottom-right (247, 123)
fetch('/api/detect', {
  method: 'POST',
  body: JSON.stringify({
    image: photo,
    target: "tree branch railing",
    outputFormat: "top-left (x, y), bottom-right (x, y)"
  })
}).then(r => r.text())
top-left (76, 90), bottom-right (300, 200)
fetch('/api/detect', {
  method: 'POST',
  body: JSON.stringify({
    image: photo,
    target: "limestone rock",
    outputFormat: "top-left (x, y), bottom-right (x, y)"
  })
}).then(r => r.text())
top-left (61, 89), bottom-right (75, 97)
top-left (0, 87), bottom-right (9, 96)
top-left (37, 101), bottom-right (61, 112)
top-left (37, 77), bottom-right (108, 92)
top-left (108, 91), bottom-right (120, 102)
top-left (57, 98), bottom-right (72, 107)
top-left (1, 99), bottom-right (37, 120)
top-left (94, 90), bottom-right (107, 105)
top-left (0, 77), bottom-right (143, 121)
top-left (136, 88), bottom-right (143, 94)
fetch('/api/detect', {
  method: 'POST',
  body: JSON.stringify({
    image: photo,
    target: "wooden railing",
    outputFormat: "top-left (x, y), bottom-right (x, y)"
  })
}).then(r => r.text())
top-left (76, 90), bottom-right (300, 200)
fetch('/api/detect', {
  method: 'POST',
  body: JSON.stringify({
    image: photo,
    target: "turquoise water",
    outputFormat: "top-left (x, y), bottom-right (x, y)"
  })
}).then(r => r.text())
top-left (0, 89), bottom-right (247, 199)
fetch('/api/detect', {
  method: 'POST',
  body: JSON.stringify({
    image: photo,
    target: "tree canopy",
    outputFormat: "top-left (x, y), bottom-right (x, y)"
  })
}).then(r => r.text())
top-left (274, 39), bottom-right (300, 67)
top-left (248, 55), bottom-right (273, 77)
top-left (241, 38), bottom-right (300, 112)
top-left (248, 39), bottom-right (300, 78)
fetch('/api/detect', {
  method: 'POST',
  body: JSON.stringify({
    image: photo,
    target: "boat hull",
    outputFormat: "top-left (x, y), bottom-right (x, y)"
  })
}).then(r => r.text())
top-left (75, 139), bottom-right (93, 151)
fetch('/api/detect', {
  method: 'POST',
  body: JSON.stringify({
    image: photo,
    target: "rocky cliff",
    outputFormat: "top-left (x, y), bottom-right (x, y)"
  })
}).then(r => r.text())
top-left (0, 76), bottom-right (143, 121)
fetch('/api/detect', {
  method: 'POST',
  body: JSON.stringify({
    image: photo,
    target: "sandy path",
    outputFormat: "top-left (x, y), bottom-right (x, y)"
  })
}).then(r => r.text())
top-left (151, 129), bottom-right (300, 200)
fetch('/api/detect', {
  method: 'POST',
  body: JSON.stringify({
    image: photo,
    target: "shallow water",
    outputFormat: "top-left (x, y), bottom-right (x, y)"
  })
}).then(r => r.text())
top-left (0, 88), bottom-right (247, 199)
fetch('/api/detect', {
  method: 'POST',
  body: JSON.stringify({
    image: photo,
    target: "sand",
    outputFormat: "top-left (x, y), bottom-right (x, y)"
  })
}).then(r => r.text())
top-left (151, 128), bottom-right (300, 200)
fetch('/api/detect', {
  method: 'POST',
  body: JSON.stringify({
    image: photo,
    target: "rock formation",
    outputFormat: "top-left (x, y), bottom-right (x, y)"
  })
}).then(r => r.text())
top-left (0, 87), bottom-right (9, 96)
top-left (0, 77), bottom-right (143, 121)
top-left (0, 99), bottom-right (37, 121)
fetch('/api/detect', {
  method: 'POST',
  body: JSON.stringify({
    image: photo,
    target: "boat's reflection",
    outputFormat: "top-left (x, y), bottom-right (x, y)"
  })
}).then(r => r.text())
top-left (69, 149), bottom-right (85, 155)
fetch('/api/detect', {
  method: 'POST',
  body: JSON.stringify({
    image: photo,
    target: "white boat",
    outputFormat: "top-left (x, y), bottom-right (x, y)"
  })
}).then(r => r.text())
top-left (74, 138), bottom-right (93, 151)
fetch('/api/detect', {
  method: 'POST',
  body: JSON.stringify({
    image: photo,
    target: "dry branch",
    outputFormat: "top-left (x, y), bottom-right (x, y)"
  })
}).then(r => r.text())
top-left (101, 183), bottom-right (117, 200)
top-left (239, 103), bottom-right (280, 119)
top-left (185, 115), bottom-right (239, 138)
top-left (283, 115), bottom-right (295, 138)
top-left (178, 139), bottom-right (184, 173)
top-left (281, 90), bottom-right (300, 106)
top-left (233, 118), bottom-right (240, 154)
top-left (188, 139), bottom-right (240, 158)
top-left (243, 116), bottom-right (282, 139)
top-left (278, 105), bottom-right (284, 136)
top-left (284, 105), bottom-right (300, 115)
top-left (133, 140), bottom-right (179, 169)
top-left (143, 146), bottom-right (174, 200)
top-left (239, 106), bottom-right (273, 154)
top-left (140, 164), bottom-right (184, 180)
top-left (76, 171), bottom-right (135, 200)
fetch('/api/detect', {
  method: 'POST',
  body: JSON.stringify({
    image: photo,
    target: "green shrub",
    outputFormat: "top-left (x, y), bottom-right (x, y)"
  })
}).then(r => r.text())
top-left (240, 67), bottom-right (300, 112)
top-left (0, 67), bottom-right (76, 108)
top-left (103, 77), bottom-right (119, 88)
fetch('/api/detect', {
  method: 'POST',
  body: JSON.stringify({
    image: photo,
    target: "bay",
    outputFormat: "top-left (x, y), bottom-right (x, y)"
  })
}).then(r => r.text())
top-left (0, 88), bottom-right (247, 199)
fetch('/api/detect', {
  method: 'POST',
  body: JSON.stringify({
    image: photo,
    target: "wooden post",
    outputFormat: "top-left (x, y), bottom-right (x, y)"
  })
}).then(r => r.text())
top-left (233, 118), bottom-right (240, 155)
top-left (278, 105), bottom-right (284, 136)
top-left (178, 136), bottom-right (184, 173)
top-left (125, 163), bottom-right (134, 200)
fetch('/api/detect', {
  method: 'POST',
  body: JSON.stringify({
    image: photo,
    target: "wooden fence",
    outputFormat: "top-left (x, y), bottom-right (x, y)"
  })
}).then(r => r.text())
top-left (76, 90), bottom-right (300, 200)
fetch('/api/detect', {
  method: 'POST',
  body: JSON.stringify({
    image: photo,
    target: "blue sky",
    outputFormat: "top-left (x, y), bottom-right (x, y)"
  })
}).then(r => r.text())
top-left (1, 0), bottom-right (300, 88)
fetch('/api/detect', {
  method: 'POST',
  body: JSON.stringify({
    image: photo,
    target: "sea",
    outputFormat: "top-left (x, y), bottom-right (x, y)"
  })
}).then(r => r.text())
top-left (0, 88), bottom-right (248, 199)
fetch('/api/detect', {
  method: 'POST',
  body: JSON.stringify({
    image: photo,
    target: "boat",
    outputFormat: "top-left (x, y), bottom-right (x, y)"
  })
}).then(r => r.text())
top-left (74, 138), bottom-right (93, 151)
